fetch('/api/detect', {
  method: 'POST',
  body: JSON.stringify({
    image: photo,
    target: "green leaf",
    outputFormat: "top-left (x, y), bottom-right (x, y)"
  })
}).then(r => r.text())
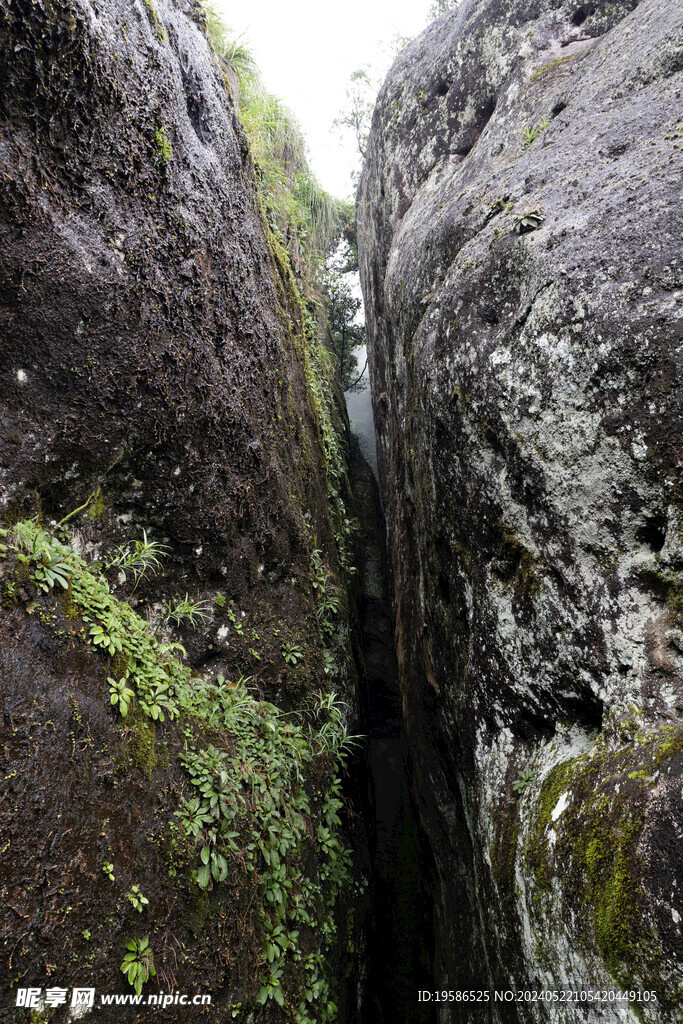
top-left (200, 845), bottom-right (211, 865)
top-left (197, 864), bottom-right (210, 888)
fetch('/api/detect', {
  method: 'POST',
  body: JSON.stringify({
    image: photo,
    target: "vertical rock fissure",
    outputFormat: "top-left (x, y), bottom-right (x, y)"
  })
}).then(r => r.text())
top-left (350, 440), bottom-right (436, 1024)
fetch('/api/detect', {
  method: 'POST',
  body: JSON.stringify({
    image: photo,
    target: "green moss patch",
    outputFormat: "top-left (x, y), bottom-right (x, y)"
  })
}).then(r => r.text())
top-left (525, 723), bottom-right (683, 985)
top-left (530, 54), bottom-right (577, 82)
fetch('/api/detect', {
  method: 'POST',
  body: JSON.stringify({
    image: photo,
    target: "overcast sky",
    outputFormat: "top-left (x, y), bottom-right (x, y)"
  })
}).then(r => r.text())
top-left (211, 0), bottom-right (435, 199)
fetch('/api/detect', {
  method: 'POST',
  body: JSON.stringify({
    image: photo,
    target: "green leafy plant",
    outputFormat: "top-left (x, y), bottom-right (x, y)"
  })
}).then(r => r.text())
top-left (281, 642), bottom-right (303, 666)
top-left (317, 592), bottom-right (340, 621)
top-left (310, 549), bottom-right (328, 591)
top-left (90, 621), bottom-right (123, 656)
top-left (138, 680), bottom-right (175, 722)
top-left (258, 964), bottom-right (285, 1007)
top-left (7, 521), bottom-right (188, 726)
top-left (512, 767), bottom-right (536, 796)
top-left (109, 676), bottom-right (135, 717)
top-left (202, 1), bottom-right (347, 259)
top-left (11, 520), bottom-right (70, 591)
top-left (307, 692), bottom-right (362, 761)
top-left (512, 209), bottom-right (546, 234)
top-left (6, 494), bottom-right (356, 1015)
top-left (82, 929), bottom-right (92, 941)
top-left (226, 603), bottom-right (245, 635)
top-left (120, 936), bottom-right (155, 995)
top-left (322, 650), bottom-right (338, 676)
top-left (522, 117), bottom-right (549, 149)
top-left (126, 885), bottom-right (149, 913)
top-left (214, 592), bottom-right (226, 608)
top-left (33, 550), bottom-right (70, 591)
top-left (163, 593), bottom-right (211, 627)
top-left (104, 529), bottom-right (168, 590)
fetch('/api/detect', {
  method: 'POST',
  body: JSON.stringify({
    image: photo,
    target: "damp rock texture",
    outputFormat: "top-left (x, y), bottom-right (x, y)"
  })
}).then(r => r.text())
top-left (0, 0), bottom-right (332, 594)
top-left (0, 0), bottom-right (364, 1019)
top-left (358, 0), bottom-right (683, 1018)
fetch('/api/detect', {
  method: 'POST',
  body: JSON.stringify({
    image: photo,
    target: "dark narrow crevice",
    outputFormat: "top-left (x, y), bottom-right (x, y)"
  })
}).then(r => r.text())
top-left (349, 438), bottom-right (436, 1024)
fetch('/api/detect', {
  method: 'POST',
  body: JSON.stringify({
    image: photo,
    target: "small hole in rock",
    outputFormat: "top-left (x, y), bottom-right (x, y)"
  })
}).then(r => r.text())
top-left (571, 5), bottom-right (594, 25)
top-left (636, 513), bottom-right (668, 553)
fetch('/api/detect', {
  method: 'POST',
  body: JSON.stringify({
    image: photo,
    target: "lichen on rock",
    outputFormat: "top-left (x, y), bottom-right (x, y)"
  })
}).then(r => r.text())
top-left (358, 0), bottom-right (683, 1016)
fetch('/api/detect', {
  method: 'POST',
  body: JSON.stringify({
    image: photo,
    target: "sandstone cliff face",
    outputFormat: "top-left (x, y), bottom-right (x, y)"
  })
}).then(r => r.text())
top-left (358, 0), bottom-right (683, 1018)
top-left (0, 1), bottom-right (365, 1019)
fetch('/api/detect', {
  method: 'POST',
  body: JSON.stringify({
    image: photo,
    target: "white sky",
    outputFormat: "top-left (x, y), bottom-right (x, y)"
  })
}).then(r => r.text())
top-left (212, 0), bottom-right (435, 199)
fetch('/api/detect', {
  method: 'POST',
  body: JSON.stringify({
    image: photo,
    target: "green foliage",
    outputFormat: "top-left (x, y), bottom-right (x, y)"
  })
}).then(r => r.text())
top-left (281, 642), bottom-right (303, 666)
top-left (11, 520), bottom-right (70, 591)
top-left (109, 676), bottom-right (135, 717)
top-left (120, 936), bottom-right (156, 995)
top-left (172, 668), bottom-right (358, 1018)
top-left (102, 861), bottom-right (115, 882)
top-left (522, 117), bottom-right (549, 149)
top-left (512, 209), bottom-right (546, 234)
top-left (201, 2), bottom-right (345, 260)
top-left (310, 549), bottom-right (343, 638)
top-left (8, 521), bottom-right (188, 724)
top-left (512, 767), bottom-right (536, 796)
top-left (163, 593), bottom-right (211, 627)
top-left (333, 66), bottom-right (377, 162)
top-left (323, 247), bottom-right (366, 393)
top-left (126, 886), bottom-right (149, 913)
top-left (214, 592), bottom-right (226, 608)
top-left (303, 317), bottom-right (356, 575)
top-left (104, 529), bottom-right (169, 589)
top-left (322, 650), bottom-right (338, 676)
top-left (201, 2), bottom-right (259, 89)
top-left (226, 602), bottom-right (244, 635)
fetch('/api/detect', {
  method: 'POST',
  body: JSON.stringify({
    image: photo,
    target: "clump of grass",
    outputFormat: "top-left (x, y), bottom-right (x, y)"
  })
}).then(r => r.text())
top-left (104, 529), bottom-right (169, 590)
top-left (200, 1), bottom-right (346, 259)
top-left (163, 594), bottom-right (212, 627)
top-left (522, 116), bottom-right (549, 149)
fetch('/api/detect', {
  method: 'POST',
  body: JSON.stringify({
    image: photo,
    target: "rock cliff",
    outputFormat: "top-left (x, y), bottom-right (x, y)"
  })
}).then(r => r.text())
top-left (358, 0), bottom-right (683, 1018)
top-left (0, 1), bottom-right (366, 1020)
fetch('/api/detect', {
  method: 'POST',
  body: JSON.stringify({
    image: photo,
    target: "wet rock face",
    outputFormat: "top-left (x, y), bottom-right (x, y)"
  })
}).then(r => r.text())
top-left (0, 0), bottom-right (327, 588)
top-left (0, 2), bottom-right (365, 1017)
top-left (358, 0), bottom-right (683, 1016)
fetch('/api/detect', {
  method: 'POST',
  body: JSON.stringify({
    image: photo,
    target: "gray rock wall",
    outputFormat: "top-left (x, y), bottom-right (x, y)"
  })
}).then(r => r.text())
top-left (358, 0), bottom-right (683, 1018)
